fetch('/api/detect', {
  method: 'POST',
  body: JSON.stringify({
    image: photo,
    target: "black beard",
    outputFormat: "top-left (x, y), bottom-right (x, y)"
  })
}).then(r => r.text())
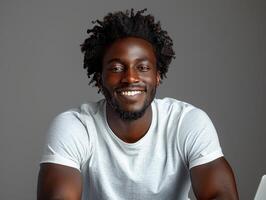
top-left (101, 86), bottom-right (156, 121)
top-left (114, 106), bottom-right (147, 121)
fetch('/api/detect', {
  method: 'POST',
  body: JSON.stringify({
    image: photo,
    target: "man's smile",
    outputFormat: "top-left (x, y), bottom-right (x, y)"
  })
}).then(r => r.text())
top-left (115, 85), bottom-right (146, 97)
top-left (115, 88), bottom-right (146, 102)
top-left (119, 90), bottom-right (143, 96)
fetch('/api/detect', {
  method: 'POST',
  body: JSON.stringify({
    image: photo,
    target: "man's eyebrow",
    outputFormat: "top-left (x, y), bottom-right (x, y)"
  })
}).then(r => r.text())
top-left (106, 57), bottom-right (150, 64)
top-left (106, 58), bottom-right (123, 64)
top-left (135, 57), bottom-right (150, 62)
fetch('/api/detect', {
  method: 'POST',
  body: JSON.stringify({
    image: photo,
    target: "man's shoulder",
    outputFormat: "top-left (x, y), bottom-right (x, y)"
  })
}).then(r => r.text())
top-left (79, 99), bottom-right (105, 115)
top-left (53, 99), bottom-right (105, 124)
top-left (153, 97), bottom-right (196, 114)
top-left (153, 98), bottom-right (211, 125)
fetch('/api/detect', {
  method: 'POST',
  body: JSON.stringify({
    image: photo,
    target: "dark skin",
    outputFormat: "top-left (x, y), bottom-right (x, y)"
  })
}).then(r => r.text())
top-left (37, 37), bottom-right (239, 200)
top-left (101, 37), bottom-right (160, 143)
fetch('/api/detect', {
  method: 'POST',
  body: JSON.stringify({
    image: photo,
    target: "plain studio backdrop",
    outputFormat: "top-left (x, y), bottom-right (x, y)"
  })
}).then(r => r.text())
top-left (0, 0), bottom-right (265, 199)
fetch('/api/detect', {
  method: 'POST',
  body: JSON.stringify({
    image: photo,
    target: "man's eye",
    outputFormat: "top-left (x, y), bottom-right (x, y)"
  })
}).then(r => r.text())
top-left (110, 65), bottom-right (124, 72)
top-left (138, 65), bottom-right (150, 72)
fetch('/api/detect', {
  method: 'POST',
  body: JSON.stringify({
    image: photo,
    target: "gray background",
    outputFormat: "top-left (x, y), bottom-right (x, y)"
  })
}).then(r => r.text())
top-left (0, 0), bottom-right (265, 199)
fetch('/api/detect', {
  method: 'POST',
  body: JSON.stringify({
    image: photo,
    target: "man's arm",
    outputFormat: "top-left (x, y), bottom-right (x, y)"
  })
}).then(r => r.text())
top-left (37, 163), bottom-right (82, 200)
top-left (190, 157), bottom-right (239, 200)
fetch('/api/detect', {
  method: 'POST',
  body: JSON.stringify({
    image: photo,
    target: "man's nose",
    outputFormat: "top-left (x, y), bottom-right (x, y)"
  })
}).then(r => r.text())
top-left (121, 68), bottom-right (140, 83)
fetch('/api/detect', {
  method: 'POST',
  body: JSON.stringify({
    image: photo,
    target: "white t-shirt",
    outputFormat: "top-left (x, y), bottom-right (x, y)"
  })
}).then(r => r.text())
top-left (40, 98), bottom-right (223, 200)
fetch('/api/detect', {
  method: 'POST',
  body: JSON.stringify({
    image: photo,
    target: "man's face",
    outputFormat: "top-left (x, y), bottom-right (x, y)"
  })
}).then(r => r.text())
top-left (100, 37), bottom-right (160, 121)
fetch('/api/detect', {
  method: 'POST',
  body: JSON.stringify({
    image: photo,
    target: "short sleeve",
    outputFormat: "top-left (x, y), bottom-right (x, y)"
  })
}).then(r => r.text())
top-left (40, 111), bottom-right (91, 171)
top-left (177, 108), bottom-right (223, 169)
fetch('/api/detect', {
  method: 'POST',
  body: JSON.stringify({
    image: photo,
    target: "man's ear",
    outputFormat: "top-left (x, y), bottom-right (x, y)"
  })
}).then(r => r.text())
top-left (156, 72), bottom-right (161, 86)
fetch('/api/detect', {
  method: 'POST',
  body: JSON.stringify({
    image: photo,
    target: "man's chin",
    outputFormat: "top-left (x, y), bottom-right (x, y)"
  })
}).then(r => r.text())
top-left (117, 110), bottom-right (146, 121)
top-left (103, 88), bottom-right (156, 121)
top-left (108, 101), bottom-right (149, 121)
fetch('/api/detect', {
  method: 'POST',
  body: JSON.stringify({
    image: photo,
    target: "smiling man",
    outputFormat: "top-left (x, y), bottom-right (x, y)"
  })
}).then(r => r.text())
top-left (38, 9), bottom-right (239, 200)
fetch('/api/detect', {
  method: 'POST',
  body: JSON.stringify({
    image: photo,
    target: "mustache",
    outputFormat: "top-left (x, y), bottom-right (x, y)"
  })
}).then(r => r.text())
top-left (115, 83), bottom-right (147, 91)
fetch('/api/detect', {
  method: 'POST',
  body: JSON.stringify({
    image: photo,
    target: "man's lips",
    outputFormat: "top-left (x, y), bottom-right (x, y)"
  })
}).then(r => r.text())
top-left (115, 87), bottom-right (146, 97)
top-left (118, 90), bottom-right (144, 96)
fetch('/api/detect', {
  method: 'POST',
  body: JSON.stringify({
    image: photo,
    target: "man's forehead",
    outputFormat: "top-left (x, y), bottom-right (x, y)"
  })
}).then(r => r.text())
top-left (106, 37), bottom-right (154, 51)
top-left (102, 37), bottom-right (156, 63)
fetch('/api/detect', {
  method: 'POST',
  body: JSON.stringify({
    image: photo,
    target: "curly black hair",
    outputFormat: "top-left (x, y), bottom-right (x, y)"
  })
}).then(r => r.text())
top-left (81, 8), bottom-right (175, 89)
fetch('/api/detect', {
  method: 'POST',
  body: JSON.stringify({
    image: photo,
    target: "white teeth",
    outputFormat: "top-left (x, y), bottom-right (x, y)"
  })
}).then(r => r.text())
top-left (120, 91), bottom-right (142, 96)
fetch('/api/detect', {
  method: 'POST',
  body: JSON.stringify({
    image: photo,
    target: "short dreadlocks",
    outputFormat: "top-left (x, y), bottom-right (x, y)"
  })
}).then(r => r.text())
top-left (81, 8), bottom-right (175, 89)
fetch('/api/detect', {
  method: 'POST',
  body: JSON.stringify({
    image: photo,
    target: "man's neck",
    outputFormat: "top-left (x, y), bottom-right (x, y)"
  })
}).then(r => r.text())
top-left (106, 105), bottom-right (153, 143)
